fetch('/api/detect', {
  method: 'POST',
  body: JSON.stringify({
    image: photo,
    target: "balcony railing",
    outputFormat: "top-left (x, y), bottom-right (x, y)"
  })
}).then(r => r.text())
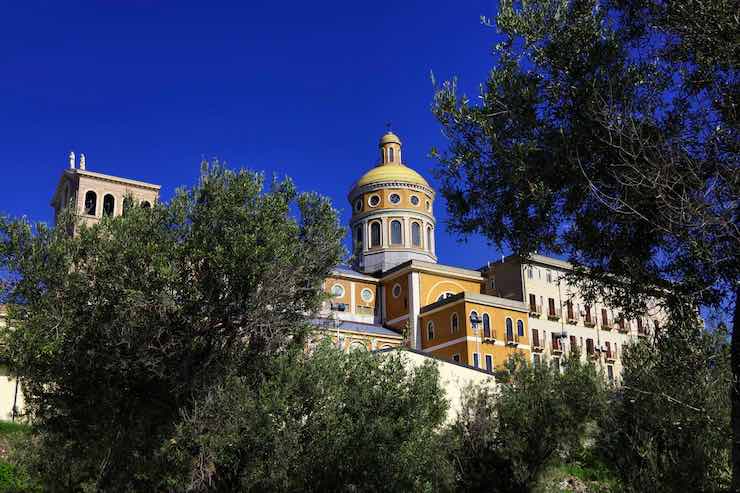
top-left (356, 305), bottom-right (374, 316)
top-left (547, 307), bottom-right (561, 321)
top-left (529, 303), bottom-right (542, 317)
top-left (584, 315), bottom-right (596, 328)
top-left (601, 318), bottom-right (613, 330)
top-left (566, 311), bottom-right (579, 324)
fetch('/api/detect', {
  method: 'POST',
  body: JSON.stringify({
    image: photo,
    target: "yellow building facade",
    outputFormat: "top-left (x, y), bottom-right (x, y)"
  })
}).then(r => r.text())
top-left (318, 131), bottom-right (532, 371)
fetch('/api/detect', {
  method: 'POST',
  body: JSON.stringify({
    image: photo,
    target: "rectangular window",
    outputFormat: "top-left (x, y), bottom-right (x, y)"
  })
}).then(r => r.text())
top-left (473, 353), bottom-right (480, 368)
top-left (548, 298), bottom-right (556, 316)
top-left (546, 270), bottom-right (552, 283)
top-left (528, 268), bottom-right (533, 279)
top-left (586, 338), bottom-right (595, 356)
top-left (570, 335), bottom-right (577, 353)
top-left (485, 354), bottom-right (493, 373)
top-left (452, 353), bottom-right (460, 363)
top-left (605, 341), bottom-right (612, 358)
top-left (532, 353), bottom-right (541, 367)
top-left (529, 293), bottom-right (537, 311)
top-left (607, 365), bottom-right (614, 383)
top-left (532, 328), bottom-right (540, 347)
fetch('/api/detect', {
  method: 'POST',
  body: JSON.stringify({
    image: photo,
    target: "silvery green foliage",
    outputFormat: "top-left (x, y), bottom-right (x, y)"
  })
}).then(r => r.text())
top-left (0, 162), bottom-right (345, 491)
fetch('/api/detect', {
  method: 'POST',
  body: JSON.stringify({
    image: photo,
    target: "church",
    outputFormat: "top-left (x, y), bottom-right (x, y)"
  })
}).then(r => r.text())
top-left (45, 131), bottom-right (659, 378)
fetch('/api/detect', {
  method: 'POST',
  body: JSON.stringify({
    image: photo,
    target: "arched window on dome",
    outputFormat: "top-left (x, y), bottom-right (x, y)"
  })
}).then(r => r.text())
top-left (388, 147), bottom-right (395, 162)
top-left (84, 191), bottom-right (97, 216)
top-left (370, 221), bottom-right (382, 247)
top-left (390, 220), bottom-right (402, 245)
top-left (411, 222), bottom-right (421, 247)
top-left (355, 225), bottom-right (363, 251)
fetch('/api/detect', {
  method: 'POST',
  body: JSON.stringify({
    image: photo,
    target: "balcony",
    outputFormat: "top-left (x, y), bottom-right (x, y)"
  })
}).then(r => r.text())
top-left (505, 336), bottom-right (519, 347)
top-left (616, 319), bottom-right (629, 333)
top-left (601, 319), bottom-right (613, 331)
top-left (482, 331), bottom-right (497, 344)
top-left (587, 350), bottom-right (599, 360)
top-left (529, 303), bottom-right (542, 317)
top-left (547, 307), bottom-right (561, 321)
top-left (531, 342), bottom-right (544, 352)
top-left (605, 351), bottom-right (616, 362)
top-left (584, 316), bottom-right (596, 328)
top-left (566, 311), bottom-right (579, 325)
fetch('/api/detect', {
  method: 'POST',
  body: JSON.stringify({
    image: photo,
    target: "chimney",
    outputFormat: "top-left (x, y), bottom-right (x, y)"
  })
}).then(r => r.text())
top-left (69, 151), bottom-right (75, 169)
top-left (80, 153), bottom-right (86, 170)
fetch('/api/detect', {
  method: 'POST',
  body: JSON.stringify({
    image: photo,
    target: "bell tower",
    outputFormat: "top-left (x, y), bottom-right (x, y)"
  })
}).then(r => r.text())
top-left (50, 152), bottom-right (161, 230)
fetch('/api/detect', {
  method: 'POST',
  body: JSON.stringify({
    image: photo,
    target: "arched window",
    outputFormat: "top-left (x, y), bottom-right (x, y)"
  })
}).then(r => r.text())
top-left (84, 191), bottom-right (97, 215)
top-left (122, 197), bottom-right (133, 216)
top-left (426, 226), bottom-right (433, 251)
top-left (388, 147), bottom-right (394, 162)
top-left (103, 194), bottom-right (115, 217)
top-left (506, 318), bottom-right (514, 342)
top-left (517, 320), bottom-right (525, 338)
top-left (141, 201), bottom-right (151, 209)
top-left (370, 222), bottom-right (381, 247)
top-left (451, 313), bottom-right (459, 333)
top-left (482, 313), bottom-right (491, 338)
top-left (390, 220), bottom-right (402, 245)
top-left (355, 225), bottom-right (363, 250)
top-left (411, 222), bottom-right (421, 247)
top-left (427, 321), bottom-right (435, 341)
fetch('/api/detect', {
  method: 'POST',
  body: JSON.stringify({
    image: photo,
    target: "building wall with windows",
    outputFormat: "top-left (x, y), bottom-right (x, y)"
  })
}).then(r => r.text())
top-left (482, 255), bottom-right (663, 384)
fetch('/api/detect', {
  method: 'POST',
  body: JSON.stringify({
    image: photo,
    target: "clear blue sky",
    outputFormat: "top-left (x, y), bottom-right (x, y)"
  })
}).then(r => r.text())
top-left (1, 1), bottom-right (506, 270)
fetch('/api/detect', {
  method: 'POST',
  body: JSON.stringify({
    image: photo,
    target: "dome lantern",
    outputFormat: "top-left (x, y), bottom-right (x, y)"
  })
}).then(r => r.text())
top-left (379, 131), bottom-right (402, 164)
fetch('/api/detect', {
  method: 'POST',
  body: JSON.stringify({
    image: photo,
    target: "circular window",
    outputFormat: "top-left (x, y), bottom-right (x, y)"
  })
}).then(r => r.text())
top-left (361, 288), bottom-right (374, 303)
top-left (389, 193), bottom-right (401, 204)
top-left (410, 195), bottom-right (420, 206)
top-left (354, 199), bottom-right (363, 212)
top-left (331, 284), bottom-right (345, 298)
top-left (392, 283), bottom-right (402, 298)
top-left (368, 195), bottom-right (381, 207)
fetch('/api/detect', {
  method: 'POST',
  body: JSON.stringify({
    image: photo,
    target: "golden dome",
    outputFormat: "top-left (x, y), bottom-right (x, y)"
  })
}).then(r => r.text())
top-left (355, 163), bottom-right (429, 188)
top-left (352, 130), bottom-right (430, 189)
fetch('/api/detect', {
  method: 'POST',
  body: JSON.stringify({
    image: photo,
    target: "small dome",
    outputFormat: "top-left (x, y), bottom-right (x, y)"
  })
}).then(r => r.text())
top-left (379, 131), bottom-right (401, 146)
top-left (355, 163), bottom-right (429, 188)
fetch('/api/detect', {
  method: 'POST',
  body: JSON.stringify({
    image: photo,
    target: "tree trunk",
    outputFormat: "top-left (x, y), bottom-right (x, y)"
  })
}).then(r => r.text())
top-left (732, 286), bottom-right (740, 492)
